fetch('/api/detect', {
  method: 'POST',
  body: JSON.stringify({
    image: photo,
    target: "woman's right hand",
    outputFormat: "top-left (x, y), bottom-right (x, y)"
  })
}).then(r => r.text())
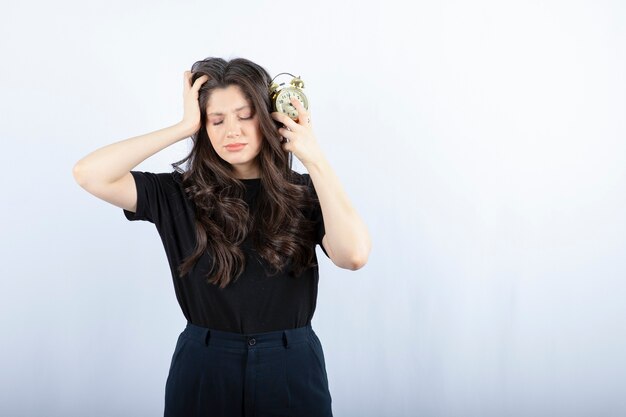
top-left (180, 70), bottom-right (209, 134)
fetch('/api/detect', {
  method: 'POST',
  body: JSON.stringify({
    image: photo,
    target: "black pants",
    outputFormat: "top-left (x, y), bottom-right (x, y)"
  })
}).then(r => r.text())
top-left (164, 321), bottom-right (333, 417)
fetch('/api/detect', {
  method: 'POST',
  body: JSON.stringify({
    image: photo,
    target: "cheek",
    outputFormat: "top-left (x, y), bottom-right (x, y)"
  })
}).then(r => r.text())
top-left (206, 124), bottom-right (223, 137)
top-left (205, 130), bottom-right (220, 150)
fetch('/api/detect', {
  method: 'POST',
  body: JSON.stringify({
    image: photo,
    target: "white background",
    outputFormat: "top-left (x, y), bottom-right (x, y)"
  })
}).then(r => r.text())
top-left (1, 1), bottom-right (625, 416)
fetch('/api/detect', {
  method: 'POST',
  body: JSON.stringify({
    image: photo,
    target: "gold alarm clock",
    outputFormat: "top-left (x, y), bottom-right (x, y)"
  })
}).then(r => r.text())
top-left (269, 72), bottom-right (309, 122)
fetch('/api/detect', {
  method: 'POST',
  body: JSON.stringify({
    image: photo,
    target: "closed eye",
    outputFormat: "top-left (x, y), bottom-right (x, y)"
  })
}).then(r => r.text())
top-left (212, 116), bottom-right (253, 126)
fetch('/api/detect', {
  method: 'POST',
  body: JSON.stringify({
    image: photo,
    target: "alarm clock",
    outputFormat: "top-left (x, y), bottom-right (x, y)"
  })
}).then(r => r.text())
top-left (269, 72), bottom-right (309, 122)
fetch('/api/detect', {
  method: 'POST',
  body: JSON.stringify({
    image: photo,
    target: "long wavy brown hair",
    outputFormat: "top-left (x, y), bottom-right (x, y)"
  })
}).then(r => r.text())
top-left (171, 56), bottom-right (320, 289)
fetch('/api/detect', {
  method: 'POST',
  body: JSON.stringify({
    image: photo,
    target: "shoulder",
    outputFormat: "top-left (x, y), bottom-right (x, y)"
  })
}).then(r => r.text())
top-left (286, 171), bottom-right (318, 197)
top-left (287, 170), bottom-right (306, 184)
top-left (287, 170), bottom-right (314, 188)
top-left (132, 169), bottom-right (181, 181)
top-left (130, 170), bottom-right (185, 195)
top-left (149, 169), bottom-right (185, 187)
top-left (171, 169), bottom-right (184, 185)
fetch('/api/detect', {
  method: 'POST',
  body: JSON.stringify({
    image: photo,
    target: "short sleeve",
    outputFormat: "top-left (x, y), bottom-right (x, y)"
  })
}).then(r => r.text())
top-left (303, 174), bottom-right (329, 259)
top-left (122, 170), bottom-right (172, 224)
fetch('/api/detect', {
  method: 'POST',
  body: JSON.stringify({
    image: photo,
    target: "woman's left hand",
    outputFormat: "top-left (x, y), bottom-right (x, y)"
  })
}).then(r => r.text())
top-left (271, 97), bottom-right (325, 168)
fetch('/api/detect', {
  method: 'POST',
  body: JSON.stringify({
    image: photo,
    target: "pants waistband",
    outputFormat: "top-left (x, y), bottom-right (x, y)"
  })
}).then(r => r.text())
top-left (181, 322), bottom-right (314, 349)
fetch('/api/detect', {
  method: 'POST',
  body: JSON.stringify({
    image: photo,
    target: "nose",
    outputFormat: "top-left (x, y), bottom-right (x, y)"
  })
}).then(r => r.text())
top-left (225, 117), bottom-right (241, 138)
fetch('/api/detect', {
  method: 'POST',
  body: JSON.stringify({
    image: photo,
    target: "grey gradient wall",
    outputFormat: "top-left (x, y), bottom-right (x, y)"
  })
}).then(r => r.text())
top-left (1, 0), bottom-right (625, 416)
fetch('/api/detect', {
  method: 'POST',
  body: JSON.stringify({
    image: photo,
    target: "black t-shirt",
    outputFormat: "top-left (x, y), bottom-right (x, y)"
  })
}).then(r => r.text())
top-left (122, 170), bottom-right (329, 334)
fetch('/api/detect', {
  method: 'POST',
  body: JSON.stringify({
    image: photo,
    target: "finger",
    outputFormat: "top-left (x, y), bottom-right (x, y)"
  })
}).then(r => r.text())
top-left (281, 139), bottom-right (292, 153)
top-left (184, 71), bottom-right (191, 91)
top-left (271, 111), bottom-right (298, 130)
top-left (192, 74), bottom-right (208, 90)
top-left (290, 97), bottom-right (308, 125)
top-left (278, 127), bottom-right (295, 141)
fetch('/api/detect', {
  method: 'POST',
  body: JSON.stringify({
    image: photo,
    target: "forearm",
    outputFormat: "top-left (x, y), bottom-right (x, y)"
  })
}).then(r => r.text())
top-left (73, 122), bottom-right (194, 186)
top-left (306, 156), bottom-right (371, 268)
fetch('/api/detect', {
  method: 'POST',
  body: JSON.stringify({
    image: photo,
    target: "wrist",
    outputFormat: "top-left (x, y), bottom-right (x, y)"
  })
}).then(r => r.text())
top-left (176, 121), bottom-right (200, 138)
top-left (304, 154), bottom-right (330, 176)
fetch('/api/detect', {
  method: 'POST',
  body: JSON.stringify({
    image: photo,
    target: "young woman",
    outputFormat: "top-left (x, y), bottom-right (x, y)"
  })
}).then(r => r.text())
top-left (73, 56), bottom-right (371, 417)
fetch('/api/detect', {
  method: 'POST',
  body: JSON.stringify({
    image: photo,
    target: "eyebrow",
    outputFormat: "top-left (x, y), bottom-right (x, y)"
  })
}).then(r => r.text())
top-left (208, 105), bottom-right (251, 116)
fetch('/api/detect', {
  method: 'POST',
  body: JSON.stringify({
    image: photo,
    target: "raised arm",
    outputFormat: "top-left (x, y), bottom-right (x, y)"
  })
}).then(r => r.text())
top-left (72, 71), bottom-right (208, 213)
top-left (272, 97), bottom-right (372, 270)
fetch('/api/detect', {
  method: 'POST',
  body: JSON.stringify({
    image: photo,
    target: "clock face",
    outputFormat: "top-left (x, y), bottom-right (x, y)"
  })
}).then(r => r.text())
top-left (275, 87), bottom-right (308, 120)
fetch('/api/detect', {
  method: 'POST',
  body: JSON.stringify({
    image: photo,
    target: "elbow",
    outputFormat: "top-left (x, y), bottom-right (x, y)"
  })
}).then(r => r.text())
top-left (329, 234), bottom-right (371, 270)
top-left (346, 253), bottom-right (369, 271)
top-left (72, 162), bottom-right (88, 185)
top-left (333, 252), bottom-right (368, 271)
top-left (348, 237), bottom-right (371, 270)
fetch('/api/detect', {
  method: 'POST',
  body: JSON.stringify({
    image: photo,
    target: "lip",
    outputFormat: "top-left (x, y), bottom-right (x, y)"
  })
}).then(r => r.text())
top-left (225, 143), bottom-right (246, 151)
